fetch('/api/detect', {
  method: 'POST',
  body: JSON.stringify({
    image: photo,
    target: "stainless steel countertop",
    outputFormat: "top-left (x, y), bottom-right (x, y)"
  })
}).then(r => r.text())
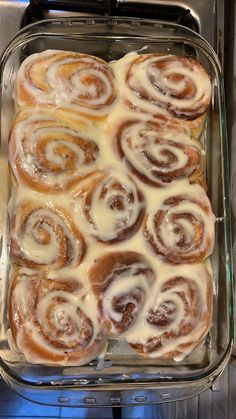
top-left (0, 1), bottom-right (26, 54)
top-left (117, 0), bottom-right (224, 64)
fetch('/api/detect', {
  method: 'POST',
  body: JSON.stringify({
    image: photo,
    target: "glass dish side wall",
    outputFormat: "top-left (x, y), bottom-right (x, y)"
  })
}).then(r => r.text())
top-left (0, 18), bottom-right (233, 405)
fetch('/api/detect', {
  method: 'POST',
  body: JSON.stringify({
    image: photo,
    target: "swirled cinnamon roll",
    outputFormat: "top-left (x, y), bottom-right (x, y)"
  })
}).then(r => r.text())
top-left (125, 53), bottom-right (211, 121)
top-left (115, 119), bottom-right (204, 186)
top-left (9, 272), bottom-right (108, 366)
top-left (144, 185), bottom-right (215, 263)
top-left (10, 201), bottom-right (85, 270)
top-left (126, 264), bottom-right (213, 360)
top-left (74, 171), bottom-right (145, 243)
top-left (89, 251), bottom-right (155, 334)
top-left (9, 109), bottom-right (100, 192)
top-left (14, 50), bottom-right (117, 120)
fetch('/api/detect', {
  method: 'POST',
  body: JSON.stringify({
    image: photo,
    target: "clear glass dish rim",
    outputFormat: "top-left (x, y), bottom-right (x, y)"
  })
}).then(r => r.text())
top-left (0, 16), bottom-right (233, 390)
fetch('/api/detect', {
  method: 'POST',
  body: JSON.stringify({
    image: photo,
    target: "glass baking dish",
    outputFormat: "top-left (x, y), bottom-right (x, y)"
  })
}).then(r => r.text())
top-left (0, 17), bottom-right (233, 407)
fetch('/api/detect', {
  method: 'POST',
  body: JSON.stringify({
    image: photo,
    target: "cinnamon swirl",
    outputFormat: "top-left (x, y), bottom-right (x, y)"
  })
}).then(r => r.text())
top-left (14, 50), bottom-right (117, 120)
top-left (144, 184), bottom-right (215, 263)
top-left (10, 200), bottom-right (85, 270)
top-left (9, 272), bottom-right (108, 366)
top-left (125, 53), bottom-right (211, 120)
top-left (9, 109), bottom-right (100, 192)
top-left (74, 171), bottom-right (145, 243)
top-left (126, 264), bottom-right (213, 360)
top-left (89, 251), bottom-right (155, 334)
top-left (115, 119), bottom-right (204, 186)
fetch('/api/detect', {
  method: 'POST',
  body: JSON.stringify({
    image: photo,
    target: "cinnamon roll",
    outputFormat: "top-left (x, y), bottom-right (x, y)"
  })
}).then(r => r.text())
top-left (89, 252), bottom-right (155, 334)
top-left (126, 264), bottom-right (213, 360)
top-left (115, 119), bottom-right (204, 186)
top-left (125, 53), bottom-right (211, 121)
top-left (9, 272), bottom-right (108, 366)
top-left (10, 200), bottom-right (85, 270)
top-left (144, 185), bottom-right (215, 263)
top-left (74, 171), bottom-right (145, 243)
top-left (9, 109), bottom-right (100, 192)
top-left (14, 50), bottom-right (117, 120)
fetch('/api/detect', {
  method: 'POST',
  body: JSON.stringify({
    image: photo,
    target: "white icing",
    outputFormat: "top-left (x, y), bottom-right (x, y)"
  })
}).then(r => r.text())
top-left (10, 180), bottom-right (214, 361)
top-left (103, 273), bottom-right (149, 324)
top-left (145, 185), bottom-right (215, 261)
top-left (111, 52), bottom-right (211, 118)
top-left (120, 260), bottom-right (212, 358)
top-left (9, 50), bottom-right (214, 364)
top-left (11, 273), bottom-right (107, 365)
top-left (15, 50), bottom-right (117, 117)
top-left (11, 203), bottom-right (84, 268)
top-left (93, 258), bottom-right (154, 335)
top-left (74, 171), bottom-right (144, 242)
top-left (9, 111), bottom-right (101, 191)
top-left (117, 120), bottom-right (202, 184)
top-left (36, 291), bottom-right (83, 343)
